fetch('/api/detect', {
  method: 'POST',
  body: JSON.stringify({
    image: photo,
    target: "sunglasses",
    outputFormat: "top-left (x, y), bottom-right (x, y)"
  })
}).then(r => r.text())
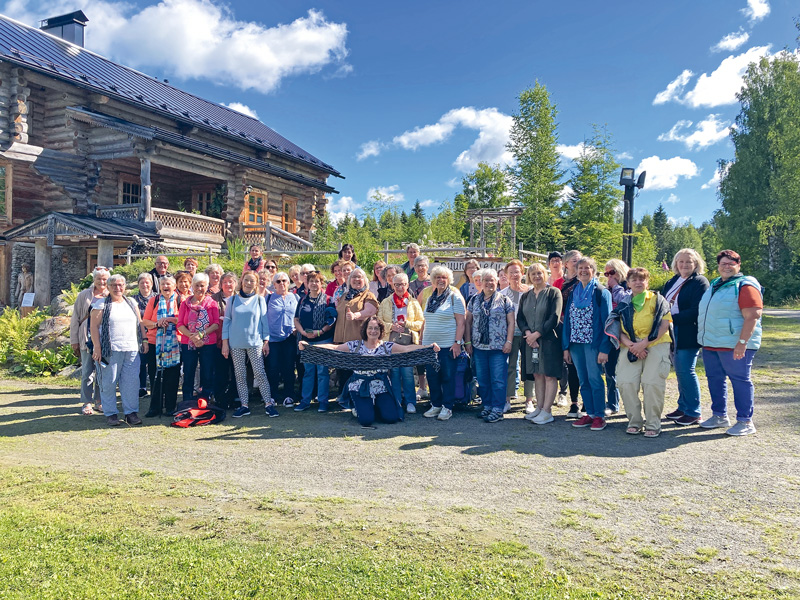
top-left (603, 270), bottom-right (616, 277)
top-left (274, 279), bottom-right (289, 284)
top-left (266, 265), bottom-right (277, 270)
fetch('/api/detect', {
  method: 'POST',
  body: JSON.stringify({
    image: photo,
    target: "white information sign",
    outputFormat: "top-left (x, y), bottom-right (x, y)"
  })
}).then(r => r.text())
top-left (21, 293), bottom-right (35, 307)
top-left (442, 259), bottom-right (508, 273)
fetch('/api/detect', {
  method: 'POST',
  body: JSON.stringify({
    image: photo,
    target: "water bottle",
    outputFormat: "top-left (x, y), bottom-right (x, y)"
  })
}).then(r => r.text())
top-left (532, 348), bottom-right (539, 364)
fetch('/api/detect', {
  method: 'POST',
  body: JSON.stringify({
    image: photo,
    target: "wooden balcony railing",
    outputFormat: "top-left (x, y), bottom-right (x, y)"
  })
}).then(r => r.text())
top-left (242, 221), bottom-right (312, 252)
top-left (96, 204), bottom-right (141, 220)
top-left (153, 208), bottom-right (226, 247)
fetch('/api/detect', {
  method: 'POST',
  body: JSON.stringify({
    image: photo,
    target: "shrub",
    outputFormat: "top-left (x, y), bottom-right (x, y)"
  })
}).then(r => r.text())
top-left (0, 309), bottom-right (47, 363)
top-left (9, 346), bottom-right (77, 377)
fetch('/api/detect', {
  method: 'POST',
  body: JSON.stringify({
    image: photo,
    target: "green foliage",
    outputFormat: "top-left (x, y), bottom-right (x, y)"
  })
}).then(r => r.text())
top-left (9, 346), bottom-right (77, 377)
top-left (0, 309), bottom-right (47, 363)
top-left (59, 282), bottom-right (82, 306)
top-left (507, 82), bottom-right (564, 252)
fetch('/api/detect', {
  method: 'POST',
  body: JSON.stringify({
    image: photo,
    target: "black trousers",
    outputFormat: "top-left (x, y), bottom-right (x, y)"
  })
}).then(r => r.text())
top-left (149, 364), bottom-right (180, 414)
top-left (267, 337), bottom-right (297, 402)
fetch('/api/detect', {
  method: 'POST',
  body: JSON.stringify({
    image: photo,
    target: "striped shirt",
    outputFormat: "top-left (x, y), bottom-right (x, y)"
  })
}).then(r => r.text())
top-left (421, 289), bottom-right (465, 348)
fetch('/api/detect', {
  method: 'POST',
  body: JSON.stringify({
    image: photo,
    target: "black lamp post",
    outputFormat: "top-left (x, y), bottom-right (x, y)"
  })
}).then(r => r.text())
top-left (619, 168), bottom-right (646, 266)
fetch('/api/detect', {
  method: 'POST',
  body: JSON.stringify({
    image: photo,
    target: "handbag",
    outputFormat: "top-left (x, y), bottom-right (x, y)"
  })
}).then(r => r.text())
top-left (388, 303), bottom-right (413, 345)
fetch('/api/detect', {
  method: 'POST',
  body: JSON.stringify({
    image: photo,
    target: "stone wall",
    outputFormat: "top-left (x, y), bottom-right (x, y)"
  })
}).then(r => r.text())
top-left (10, 243), bottom-right (88, 307)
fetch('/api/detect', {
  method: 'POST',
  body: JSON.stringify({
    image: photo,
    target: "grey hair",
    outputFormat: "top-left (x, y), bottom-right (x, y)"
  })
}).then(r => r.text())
top-left (406, 243), bottom-right (420, 252)
top-left (221, 271), bottom-right (238, 283)
top-left (91, 266), bottom-right (110, 281)
top-left (414, 255), bottom-right (429, 267)
top-left (205, 263), bottom-right (223, 275)
top-left (108, 273), bottom-right (126, 287)
top-left (392, 272), bottom-right (409, 284)
top-left (429, 265), bottom-right (454, 285)
top-left (191, 272), bottom-right (209, 286)
top-left (481, 268), bottom-right (499, 281)
top-left (159, 275), bottom-right (176, 287)
top-left (347, 267), bottom-right (368, 290)
top-left (137, 272), bottom-right (151, 284)
top-left (563, 249), bottom-right (582, 263)
top-left (301, 263), bottom-right (316, 273)
top-left (383, 264), bottom-right (401, 280)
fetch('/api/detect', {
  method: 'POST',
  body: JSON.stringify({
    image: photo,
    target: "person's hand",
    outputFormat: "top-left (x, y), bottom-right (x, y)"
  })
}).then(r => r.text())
top-left (631, 340), bottom-right (649, 359)
top-left (298, 340), bottom-right (308, 351)
top-left (465, 344), bottom-right (473, 357)
top-left (142, 341), bottom-right (149, 352)
top-left (532, 340), bottom-right (539, 349)
top-left (71, 343), bottom-right (80, 354)
top-left (221, 340), bottom-right (229, 359)
top-left (733, 343), bottom-right (746, 360)
top-left (92, 347), bottom-right (101, 363)
top-left (607, 275), bottom-right (619, 288)
top-left (346, 306), bottom-right (354, 321)
top-left (447, 342), bottom-right (459, 358)
top-left (563, 350), bottom-right (572, 364)
top-left (430, 343), bottom-right (441, 353)
top-left (502, 340), bottom-right (512, 354)
top-left (597, 352), bottom-right (608, 365)
top-left (194, 340), bottom-right (204, 348)
top-left (262, 340), bottom-right (270, 356)
top-left (392, 321), bottom-right (404, 333)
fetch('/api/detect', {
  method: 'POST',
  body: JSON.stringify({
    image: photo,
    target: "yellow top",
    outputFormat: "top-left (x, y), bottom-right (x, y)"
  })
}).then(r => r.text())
top-left (622, 290), bottom-right (672, 346)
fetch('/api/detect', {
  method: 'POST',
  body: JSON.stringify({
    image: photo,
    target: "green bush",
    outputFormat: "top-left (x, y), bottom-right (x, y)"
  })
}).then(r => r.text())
top-left (9, 346), bottom-right (77, 377)
top-left (0, 308), bottom-right (78, 376)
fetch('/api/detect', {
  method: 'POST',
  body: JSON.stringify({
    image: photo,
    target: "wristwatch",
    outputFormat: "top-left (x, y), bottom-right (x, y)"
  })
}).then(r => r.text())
top-left (738, 339), bottom-right (747, 345)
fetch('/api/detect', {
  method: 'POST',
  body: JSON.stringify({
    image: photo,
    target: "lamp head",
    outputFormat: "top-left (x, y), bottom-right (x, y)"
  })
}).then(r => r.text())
top-left (619, 168), bottom-right (636, 187)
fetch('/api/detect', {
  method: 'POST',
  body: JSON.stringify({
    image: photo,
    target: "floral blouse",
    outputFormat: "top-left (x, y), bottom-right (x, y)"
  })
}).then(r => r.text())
top-left (467, 292), bottom-right (515, 351)
top-left (346, 340), bottom-right (394, 398)
top-left (568, 302), bottom-right (593, 344)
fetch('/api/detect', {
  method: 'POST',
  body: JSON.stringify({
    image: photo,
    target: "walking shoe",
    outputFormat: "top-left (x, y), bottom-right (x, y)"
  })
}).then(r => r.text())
top-left (282, 397), bottom-right (295, 407)
top-left (318, 404), bottom-right (328, 413)
top-left (484, 409), bottom-right (504, 423)
top-left (352, 407), bottom-right (358, 419)
top-left (406, 403), bottom-right (417, 414)
top-left (605, 408), bottom-right (619, 417)
top-left (294, 404), bottom-right (310, 412)
top-left (232, 406), bottom-right (251, 417)
top-left (675, 414), bottom-right (701, 426)
top-left (533, 411), bottom-right (554, 425)
top-left (726, 421), bottom-right (757, 436)
top-left (665, 409), bottom-right (685, 421)
top-left (418, 388), bottom-right (430, 399)
top-left (437, 407), bottom-right (453, 421)
top-left (423, 406), bottom-right (442, 418)
top-left (477, 407), bottom-right (491, 419)
top-left (700, 415), bottom-right (731, 429)
top-left (265, 405), bottom-right (280, 418)
top-left (503, 400), bottom-right (512, 414)
top-left (590, 417), bottom-right (606, 431)
top-left (525, 400), bottom-right (536, 414)
top-left (125, 412), bottom-right (142, 426)
top-left (524, 408), bottom-right (542, 421)
top-left (567, 404), bottom-right (580, 418)
top-left (138, 388), bottom-right (148, 398)
top-left (106, 414), bottom-right (121, 427)
top-left (572, 415), bottom-right (593, 428)
top-left (556, 392), bottom-right (569, 407)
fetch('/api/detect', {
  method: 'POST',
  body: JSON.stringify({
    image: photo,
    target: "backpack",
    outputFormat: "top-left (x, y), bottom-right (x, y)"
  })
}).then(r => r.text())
top-left (171, 396), bottom-right (226, 427)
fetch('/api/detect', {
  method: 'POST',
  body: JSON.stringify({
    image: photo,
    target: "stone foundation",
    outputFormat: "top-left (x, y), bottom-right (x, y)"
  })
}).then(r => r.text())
top-left (11, 243), bottom-right (88, 307)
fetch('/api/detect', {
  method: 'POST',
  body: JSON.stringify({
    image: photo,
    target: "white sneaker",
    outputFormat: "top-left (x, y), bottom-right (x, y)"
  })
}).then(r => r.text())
top-left (556, 392), bottom-right (568, 407)
top-left (533, 411), bottom-right (554, 425)
top-left (437, 407), bottom-right (453, 421)
top-left (525, 400), bottom-right (536, 414)
top-left (423, 406), bottom-right (442, 418)
top-left (406, 403), bottom-right (417, 414)
top-left (524, 408), bottom-right (542, 421)
top-left (503, 400), bottom-right (512, 413)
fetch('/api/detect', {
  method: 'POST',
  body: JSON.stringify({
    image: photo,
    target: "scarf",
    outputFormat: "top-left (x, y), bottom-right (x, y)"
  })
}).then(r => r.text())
top-left (711, 273), bottom-right (743, 295)
top-left (99, 296), bottom-right (142, 361)
top-left (300, 344), bottom-right (439, 371)
top-left (305, 293), bottom-right (331, 331)
top-left (474, 292), bottom-right (497, 347)
top-left (185, 296), bottom-right (211, 349)
top-left (426, 286), bottom-right (451, 314)
top-left (392, 291), bottom-right (409, 310)
top-left (247, 256), bottom-right (263, 272)
top-left (239, 289), bottom-right (256, 298)
top-left (155, 293), bottom-right (180, 369)
top-left (631, 291), bottom-right (647, 312)
top-left (573, 278), bottom-right (598, 309)
top-left (345, 284), bottom-right (367, 302)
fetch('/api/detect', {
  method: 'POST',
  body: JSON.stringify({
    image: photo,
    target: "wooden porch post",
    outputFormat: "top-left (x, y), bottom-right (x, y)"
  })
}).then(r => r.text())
top-left (97, 239), bottom-right (115, 269)
top-left (34, 238), bottom-right (51, 309)
top-left (469, 220), bottom-right (474, 249)
top-left (265, 221), bottom-right (273, 252)
top-left (140, 156), bottom-right (152, 221)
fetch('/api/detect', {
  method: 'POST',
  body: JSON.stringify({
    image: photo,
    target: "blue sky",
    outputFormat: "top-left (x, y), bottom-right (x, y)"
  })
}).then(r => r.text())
top-left (4, 0), bottom-right (799, 227)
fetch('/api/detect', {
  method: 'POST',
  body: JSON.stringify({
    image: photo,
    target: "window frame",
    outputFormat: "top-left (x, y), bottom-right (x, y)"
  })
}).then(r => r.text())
top-left (119, 174), bottom-right (141, 205)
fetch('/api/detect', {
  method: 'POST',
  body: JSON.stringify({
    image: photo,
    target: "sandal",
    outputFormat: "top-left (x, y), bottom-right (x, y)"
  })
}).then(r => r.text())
top-left (626, 426), bottom-right (642, 435)
top-left (643, 429), bottom-right (660, 438)
top-left (81, 403), bottom-right (94, 416)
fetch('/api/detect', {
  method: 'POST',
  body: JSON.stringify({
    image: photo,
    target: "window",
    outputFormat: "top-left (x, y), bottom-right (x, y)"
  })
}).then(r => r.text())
top-left (246, 192), bottom-right (266, 225)
top-left (195, 190), bottom-right (213, 216)
top-left (120, 175), bottom-right (141, 204)
top-left (282, 195), bottom-right (297, 233)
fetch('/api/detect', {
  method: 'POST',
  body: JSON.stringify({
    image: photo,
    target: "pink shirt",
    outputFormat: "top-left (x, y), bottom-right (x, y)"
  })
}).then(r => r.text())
top-left (177, 294), bottom-right (220, 346)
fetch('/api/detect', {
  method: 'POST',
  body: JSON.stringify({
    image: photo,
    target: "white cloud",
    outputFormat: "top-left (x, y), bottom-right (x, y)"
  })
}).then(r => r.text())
top-left (367, 185), bottom-right (405, 204)
top-left (665, 193), bottom-right (680, 204)
top-left (445, 177), bottom-right (461, 188)
top-left (637, 156), bottom-right (700, 190)
top-left (743, 0), bottom-right (770, 22)
top-left (653, 70), bottom-right (694, 105)
top-left (683, 46), bottom-right (772, 107)
top-left (657, 115), bottom-right (731, 150)
top-left (701, 162), bottom-right (731, 189)
top-left (617, 151), bottom-right (633, 161)
top-left (668, 216), bottom-right (691, 226)
top-left (556, 142), bottom-right (590, 161)
top-left (356, 140), bottom-right (384, 161)
top-left (419, 199), bottom-right (437, 209)
top-left (326, 195), bottom-right (360, 225)
top-left (360, 107), bottom-right (513, 172)
top-left (712, 29), bottom-right (750, 52)
top-left (4, 0), bottom-right (350, 92)
top-left (557, 185), bottom-right (573, 205)
top-left (222, 102), bottom-right (258, 119)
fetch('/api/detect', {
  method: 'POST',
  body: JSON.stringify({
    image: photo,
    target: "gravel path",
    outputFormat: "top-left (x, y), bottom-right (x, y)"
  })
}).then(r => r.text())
top-left (1, 314), bottom-right (799, 580)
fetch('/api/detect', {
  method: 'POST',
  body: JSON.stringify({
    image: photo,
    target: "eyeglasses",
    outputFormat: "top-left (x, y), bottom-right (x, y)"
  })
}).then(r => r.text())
top-left (274, 279), bottom-right (289, 284)
top-left (266, 265), bottom-right (277, 270)
top-left (718, 261), bottom-right (739, 267)
top-left (603, 270), bottom-right (616, 277)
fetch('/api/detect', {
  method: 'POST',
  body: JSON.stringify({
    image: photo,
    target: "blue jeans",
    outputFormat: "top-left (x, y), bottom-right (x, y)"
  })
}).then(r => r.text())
top-left (96, 350), bottom-right (140, 416)
top-left (353, 392), bottom-right (402, 427)
top-left (300, 362), bottom-right (330, 409)
top-left (80, 347), bottom-right (100, 406)
top-left (472, 348), bottom-right (509, 412)
top-left (426, 348), bottom-right (457, 409)
top-left (181, 344), bottom-right (216, 401)
top-left (604, 346), bottom-right (620, 412)
top-left (391, 367), bottom-right (416, 407)
top-left (703, 348), bottom-right (756, 422)
top-left (569, 343), bottom-right (605, 418)
top-left (674, 348), bottom-right (702, 418)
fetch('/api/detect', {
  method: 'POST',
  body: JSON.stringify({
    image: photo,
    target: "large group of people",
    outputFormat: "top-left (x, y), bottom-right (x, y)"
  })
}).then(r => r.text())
top-left (72, 243), bottom-right (763, 436)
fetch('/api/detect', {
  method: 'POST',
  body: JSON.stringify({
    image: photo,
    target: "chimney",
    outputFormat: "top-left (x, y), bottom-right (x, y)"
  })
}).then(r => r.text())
top-left (40, 10), bottom-right (89, 47)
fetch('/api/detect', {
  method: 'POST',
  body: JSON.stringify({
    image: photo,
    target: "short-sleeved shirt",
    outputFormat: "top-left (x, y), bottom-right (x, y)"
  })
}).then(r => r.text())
top-left (467, 292), bottom-right (515, 351)
top-left (91, 298), bottom-right (139, 352)
top-left (294, 293), bottom-right (334, 342)
top-left (346, 340), bottom-right (394, 398)
top-left (621, 291), bottom-right (673, 346)
top-left (421, 291), bottom-right (465, 348)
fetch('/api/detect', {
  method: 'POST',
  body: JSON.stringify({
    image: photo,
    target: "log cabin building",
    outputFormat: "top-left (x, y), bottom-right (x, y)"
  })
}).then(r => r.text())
top-left (0, 11), bottom-right (341, 307)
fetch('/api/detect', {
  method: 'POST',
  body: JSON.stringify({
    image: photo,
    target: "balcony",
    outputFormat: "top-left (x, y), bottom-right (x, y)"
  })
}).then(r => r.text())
top-left (241, 222), bottom-right (312, 252)
top-left (153, 208), bottom-right (226, 249)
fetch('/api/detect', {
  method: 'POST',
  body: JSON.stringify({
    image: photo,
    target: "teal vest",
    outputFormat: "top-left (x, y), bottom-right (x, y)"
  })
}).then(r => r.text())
top-left (697, 275), bottom-right (762, 350)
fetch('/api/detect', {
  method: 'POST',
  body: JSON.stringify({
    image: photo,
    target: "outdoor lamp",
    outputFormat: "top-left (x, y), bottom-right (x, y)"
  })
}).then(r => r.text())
top-left (619, 168), bottom-right (636, 187)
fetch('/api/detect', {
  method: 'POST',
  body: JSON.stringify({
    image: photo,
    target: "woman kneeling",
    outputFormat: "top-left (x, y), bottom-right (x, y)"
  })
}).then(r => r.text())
top-left (300, 316), bottom-right (438, 428)
top-left (611, 268), bottom-right (673, 438)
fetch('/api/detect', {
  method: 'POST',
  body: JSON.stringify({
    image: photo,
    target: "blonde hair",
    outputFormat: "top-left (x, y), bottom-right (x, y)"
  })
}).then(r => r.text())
top-left (671, 248), bottom-right (706, 275)
top-left (604, 258), bottom-right (630, 282)
top-left (526, 262), bottom-right (547, 281)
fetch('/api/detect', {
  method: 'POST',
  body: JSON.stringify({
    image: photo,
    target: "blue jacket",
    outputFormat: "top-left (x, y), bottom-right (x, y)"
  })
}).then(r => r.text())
top-left (697, 275), bottom-right (762, 350)
top-left (562, 283), bottom-right (612, 354)
top-left (222, 294), bottom-right (270, 349)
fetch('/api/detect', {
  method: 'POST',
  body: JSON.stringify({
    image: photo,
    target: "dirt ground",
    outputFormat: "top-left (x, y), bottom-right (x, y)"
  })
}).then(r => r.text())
top-left (1, 312), bottom-right (799, 584)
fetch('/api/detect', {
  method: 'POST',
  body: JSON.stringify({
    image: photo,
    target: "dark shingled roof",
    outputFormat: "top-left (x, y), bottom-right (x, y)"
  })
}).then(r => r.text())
top-left (0, 13), bottom-right (341, 179)
top-left (3, 211), bottom-right (161, 241)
